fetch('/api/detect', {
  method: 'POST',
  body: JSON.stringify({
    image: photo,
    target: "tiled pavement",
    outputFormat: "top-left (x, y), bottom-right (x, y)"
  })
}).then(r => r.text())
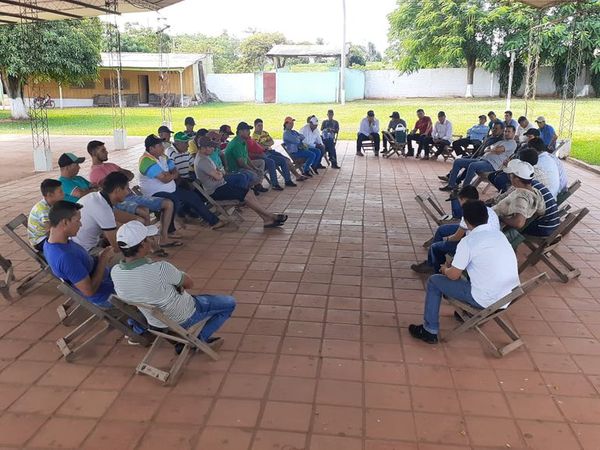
top-left (1, 140), bottom-right (600, 449)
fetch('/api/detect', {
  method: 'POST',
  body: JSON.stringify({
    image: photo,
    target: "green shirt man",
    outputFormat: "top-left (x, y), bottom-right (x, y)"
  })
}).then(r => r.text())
top-left (224, 135), bottom-right (250, 173)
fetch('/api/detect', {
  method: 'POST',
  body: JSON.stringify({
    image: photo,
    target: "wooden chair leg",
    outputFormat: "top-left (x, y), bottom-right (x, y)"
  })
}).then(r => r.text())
top-left (56, 315), bottom-right (110, 362)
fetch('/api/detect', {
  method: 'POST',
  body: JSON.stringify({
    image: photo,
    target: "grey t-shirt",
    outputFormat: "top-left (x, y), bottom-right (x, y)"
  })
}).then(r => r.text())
top-left (194, 153), bottom-right (226, 195)
top-left (482, 139), bottom-right (517, 170)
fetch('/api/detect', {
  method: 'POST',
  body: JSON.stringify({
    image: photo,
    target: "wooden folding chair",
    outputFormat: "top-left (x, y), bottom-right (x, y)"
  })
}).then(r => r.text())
top-left (2, 214), bottom-right (52, 297)
top-left (192, 180), bottom-right (244, 224)
top-left (557, 179), bottom-right (581, 206)
top-left (360, 139), bottom-right (376, 155)
top-left (110, 296), bottom-right (220, 385)
top-left (0, 255), bottom-right (15, 301)
top-left (382, 131), bottom-right (406, 158)
top-left (443, 272), bottom-right (549, 357)
top-left (281, 143), bottom-right (315, 175)
top-left (518, 208), bottom-right (589, 283)
top-left (55, 283), bottom-right (152, 362)
top-left (415, 194), bottom-right (460, 248)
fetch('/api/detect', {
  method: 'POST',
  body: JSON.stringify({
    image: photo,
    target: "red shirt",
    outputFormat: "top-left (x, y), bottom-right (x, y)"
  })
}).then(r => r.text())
top-left (245, 137), bottom-right (265, 158)
top-left (89, 162), bottom-right (121, 186)
top-left (414, 116), bottom-right (432, 135)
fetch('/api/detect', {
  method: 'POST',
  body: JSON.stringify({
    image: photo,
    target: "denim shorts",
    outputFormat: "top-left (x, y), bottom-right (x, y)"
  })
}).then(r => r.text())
top-left (115, 194), bottom-right (164, 214)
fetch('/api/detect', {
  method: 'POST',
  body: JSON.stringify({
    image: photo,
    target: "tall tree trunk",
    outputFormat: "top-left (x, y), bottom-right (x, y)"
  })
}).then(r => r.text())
top-left (465, 58), bottom-right (476, 98)
top-left (1, 73), bottom-right (28, 120)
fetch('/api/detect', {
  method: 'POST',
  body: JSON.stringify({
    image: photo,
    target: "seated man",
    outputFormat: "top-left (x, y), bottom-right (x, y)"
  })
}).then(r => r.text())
top-left (140, 134), bottom-right (226, 230)
top-left (356, 110), bottom-right (380, 156)
top-left (87, 139), bottom-right (178, 247)
top-left (409, 200), bottom-right (520, 344)
top-left (487, 111), bottom-right (498, 130)
top-left (44, 200), bottom-right (115, 308)
top-left (536, 116), bottom-right (558, 152)
top-left (428, 111), bottom-right (453, 159)
top-left (218, 125), bottom-right (234, 150)
top-left (74, 171), bottom-right (131, 253)
top-left (531, 139), bottom-right (561, 199)
top-left (253, 118), bottom-right (305, 183)
top-left (224, 122), bottom-right (268, 194)
top-left (411, 185), bottom-right (500, 274)
top-left (406, 109), bottom-right (432, 158)
top-left (504, 110), bottom-right (519, 129)
top-left (493, 159), bottom-right (559, 237)
top-left (440, 124), bottom-right (517, 191)
top-left (516, 116), bottom-right (535, 145)
top-left (283, 116), bottom-right (319, 177)
top-left (58, 152), bottom-right (95, 203)
top-left (383, 111), bottom-right (407, 154)
top-left (28, 179), bottom-right (64, 253)
top-left (183, 116), bottom-right (196, 138)
top-left (166, 132), bottom-right (195, 182)
top-left (111, 220), bottom-right (235, 350)
top-left (321, 109), bottom-right (340, 168)
top-left (451, 115), bottom-right (488, 156)
top-left (195, 136), bottom-right (288, 228)
top-left (300, 116), bottom-right (327, 169)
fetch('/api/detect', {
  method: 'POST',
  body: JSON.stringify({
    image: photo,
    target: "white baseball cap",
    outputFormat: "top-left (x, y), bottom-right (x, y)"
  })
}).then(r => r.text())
top-left (117, 221), bottom-right (159, 249)
top-left (309, 116), bottom-right (319, 125)
top-left (535, 116), bottom-right (546, 123)
top-left (503, 159), bottom-right (535, 180)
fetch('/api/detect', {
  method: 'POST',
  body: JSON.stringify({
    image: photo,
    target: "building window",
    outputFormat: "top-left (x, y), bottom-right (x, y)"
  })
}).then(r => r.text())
top-left (103, 77), bottom-right (130, 90)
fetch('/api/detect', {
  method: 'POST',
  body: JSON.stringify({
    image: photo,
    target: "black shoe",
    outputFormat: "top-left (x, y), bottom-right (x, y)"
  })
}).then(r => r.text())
top-left (285, 180), bottom-right (297, 187)
top-left (331, 164), bottom-right (341, 169)
top-left (257, 186), bottom-right (269, 193)
top-left (252, 187), bottom-right (261, 196)
top-left (316, 164), bottom-right (326, 169)
top-left (272, 185), bottom-right (284, 191)
top-left (454, 311), bottom-right (465, 323)
top-left (174, 342), bottom-right (185, 355)
top-left (439, 185), bottom-right (454, 192)
top-left (411, 261), bottom-right (434, 274)
top-left (303, 171), bottom-right (313, 177)
top-left (438, 175), bottom-right (449, 182)
top-left (312, 168), bottom-right (319, 175)
top-left (356, 152), bottom-right (364, 157)
top-left (374, 152), bottom-right (379, 157)
top-left (409, 324), bottom-right (438, 344)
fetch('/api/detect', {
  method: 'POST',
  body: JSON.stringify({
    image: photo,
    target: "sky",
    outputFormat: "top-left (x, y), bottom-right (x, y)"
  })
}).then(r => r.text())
top-left (115, 0), bottom-right (398, 54)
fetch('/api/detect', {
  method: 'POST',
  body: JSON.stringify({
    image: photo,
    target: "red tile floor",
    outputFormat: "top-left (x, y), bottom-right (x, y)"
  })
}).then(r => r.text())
top-left (1, 140), bottom-right (600, 449)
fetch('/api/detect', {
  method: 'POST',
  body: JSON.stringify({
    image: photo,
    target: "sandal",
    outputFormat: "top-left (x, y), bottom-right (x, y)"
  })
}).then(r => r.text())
top-left (160, 241), bottom-right (183, 248)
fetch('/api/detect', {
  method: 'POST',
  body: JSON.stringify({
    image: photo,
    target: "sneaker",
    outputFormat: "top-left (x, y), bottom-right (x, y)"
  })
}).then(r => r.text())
top-left (206, 336), bottom-right (224, 352)
top-left (438, 175), bottom-right (449, 182)
top-left (411, 261), bottom-right (434, 274)
top-left (331, 164), bottom-right (341, 169)
top-left (272, 185), bottom-right (284, 191)
top-left (439, 185), bottom-right (454, 192)
top-left (408, 324), bottom-right (438, 344)
top-left (285, 180), bottom-right (297, 187)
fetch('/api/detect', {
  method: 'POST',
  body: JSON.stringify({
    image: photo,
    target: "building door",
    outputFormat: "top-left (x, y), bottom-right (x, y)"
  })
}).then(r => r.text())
top-left (263, 72), bottom-right (276, 103)
top-left (138, 75), bottom-right (149, 104)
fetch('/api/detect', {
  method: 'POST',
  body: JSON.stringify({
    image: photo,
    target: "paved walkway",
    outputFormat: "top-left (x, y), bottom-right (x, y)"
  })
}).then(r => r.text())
top-left (0, 140), bottom-right (599, 450)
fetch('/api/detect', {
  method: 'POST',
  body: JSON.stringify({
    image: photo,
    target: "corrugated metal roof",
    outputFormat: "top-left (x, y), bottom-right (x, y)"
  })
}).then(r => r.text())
top-left (517, 0), bottom-right (577, 8)
top-left (267, 44), bottom-right (350, 57)
top-left (101, 52), bottom-right (209, 70)
top-left (0, 0), bottom-right (181, 25)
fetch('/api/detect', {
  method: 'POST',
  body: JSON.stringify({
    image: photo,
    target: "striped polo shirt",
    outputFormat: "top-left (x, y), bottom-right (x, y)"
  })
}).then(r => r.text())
top-left (524, 180), bottom-right (560, 237)
top-left (165, 145), bottom-right (193, 180)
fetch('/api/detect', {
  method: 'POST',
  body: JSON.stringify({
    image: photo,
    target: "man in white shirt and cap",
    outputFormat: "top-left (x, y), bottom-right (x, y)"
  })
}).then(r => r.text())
top-left (356, 110), bottom-right (380, 157)
top-left (300, 115), bottom-right (326, 169)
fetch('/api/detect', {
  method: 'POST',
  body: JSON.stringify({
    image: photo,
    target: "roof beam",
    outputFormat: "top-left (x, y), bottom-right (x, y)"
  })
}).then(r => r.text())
top-left (0, 18), bottom-right (18, 24)
top-left (0, 10), bottom-right (42, 21)
top-left (57, 0), bottom-right (122, 15)
top-left (0, 0), bottom-right (82, 19)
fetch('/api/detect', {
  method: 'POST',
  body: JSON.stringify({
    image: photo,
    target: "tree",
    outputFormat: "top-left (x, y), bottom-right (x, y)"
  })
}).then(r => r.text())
top-left (237, 32), bottom-right (286, 72)
top-left (0, 18), bottom-right (102, 119)
top-left (367, 42), bottom-right (382, 62)
top-left (388, 0), bottom-right (494, 97)
top-left (174, 32), bottom-right (240, 73)
top-left (111, 22), bottom-right (171, 53)
top-left (347, 44), bottom-right (368, 67)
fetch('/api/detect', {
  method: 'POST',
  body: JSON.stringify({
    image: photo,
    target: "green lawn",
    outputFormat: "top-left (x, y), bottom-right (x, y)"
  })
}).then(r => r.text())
top-left (1, 98), bottom-right (598, 165)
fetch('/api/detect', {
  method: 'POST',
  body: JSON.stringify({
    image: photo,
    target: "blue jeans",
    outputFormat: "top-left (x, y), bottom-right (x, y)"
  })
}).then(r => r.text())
top-left (306, 147), bottom-right (323, 168)
top-left (179, 294), bottom-right (236, 341)
top-left (423, 274), bottom-right (483, 334)
top-left (252, 156), bottom-right (278, 186)
top-left (323, 138), bottom-right (338, 165)
top-left (225, 173), bottom-right (252, 189)
top-left (116, 193), bottom-right (165, 215)
top-left (155, 187), bottom-right (219, 227)
top-left (451, 198), bottom-right (462, 219)
top-left (292, 149), bottom-right (318, 173)
top-left (233, 169), bottom-right (260, 186)
top-left (428, 224), bottom-right (460, 273)
top-left (266, 150), bottom-right (292, 182)
top-left (449, 158), bottom-right (494, 187)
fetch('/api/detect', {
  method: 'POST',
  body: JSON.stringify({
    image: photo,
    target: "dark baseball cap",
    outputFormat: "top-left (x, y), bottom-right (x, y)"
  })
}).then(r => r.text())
top-left (158, 125), bottom-right (173, 134)
top-left (219, 125), bottom-right (234, 135)
top-left (524, 128), bottom-right (540, 137)
top-left (58, 152), bottom-right (85, 168)
top-left (144, 134), bottom-right (164, 149)
top-left (196, 136), bottom-right (218, 149)
top-left (389, 111), bottom-right (400, 119)
top-left (367, 110), bottom-right (375, 117)
top-left (184, 116), bottom-right (195, 126)
top-left (236, 122), bottom-right (253, 132)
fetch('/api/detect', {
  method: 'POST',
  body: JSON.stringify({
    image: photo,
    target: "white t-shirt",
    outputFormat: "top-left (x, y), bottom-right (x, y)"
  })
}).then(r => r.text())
top-left (299, 124), bottom-right (323, 147)
top-left (516, 122), bottom-right (536, 143)
top-left (452, 224), bottom-right (520, 308)
top-left (139, 156), bottom-right (176, 196)
top-left (536, 152), bottom-right (560, 199)
top-left (73, 192), bottom-right (117, 251)
top-left (549, 152), bottom-right (568, 193)
top-left (459, 207), bottom-right (500, 234)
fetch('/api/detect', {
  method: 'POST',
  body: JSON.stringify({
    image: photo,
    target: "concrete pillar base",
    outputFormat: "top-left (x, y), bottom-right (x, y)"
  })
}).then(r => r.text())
top-left (113, 129), bottom-right (127, 150)
top-left (33, 145), bottom-right (52, 172)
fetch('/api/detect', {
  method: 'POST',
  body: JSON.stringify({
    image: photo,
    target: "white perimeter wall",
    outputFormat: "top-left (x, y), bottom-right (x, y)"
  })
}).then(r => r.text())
top-left (206, 73), bottom-right (255, 102)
